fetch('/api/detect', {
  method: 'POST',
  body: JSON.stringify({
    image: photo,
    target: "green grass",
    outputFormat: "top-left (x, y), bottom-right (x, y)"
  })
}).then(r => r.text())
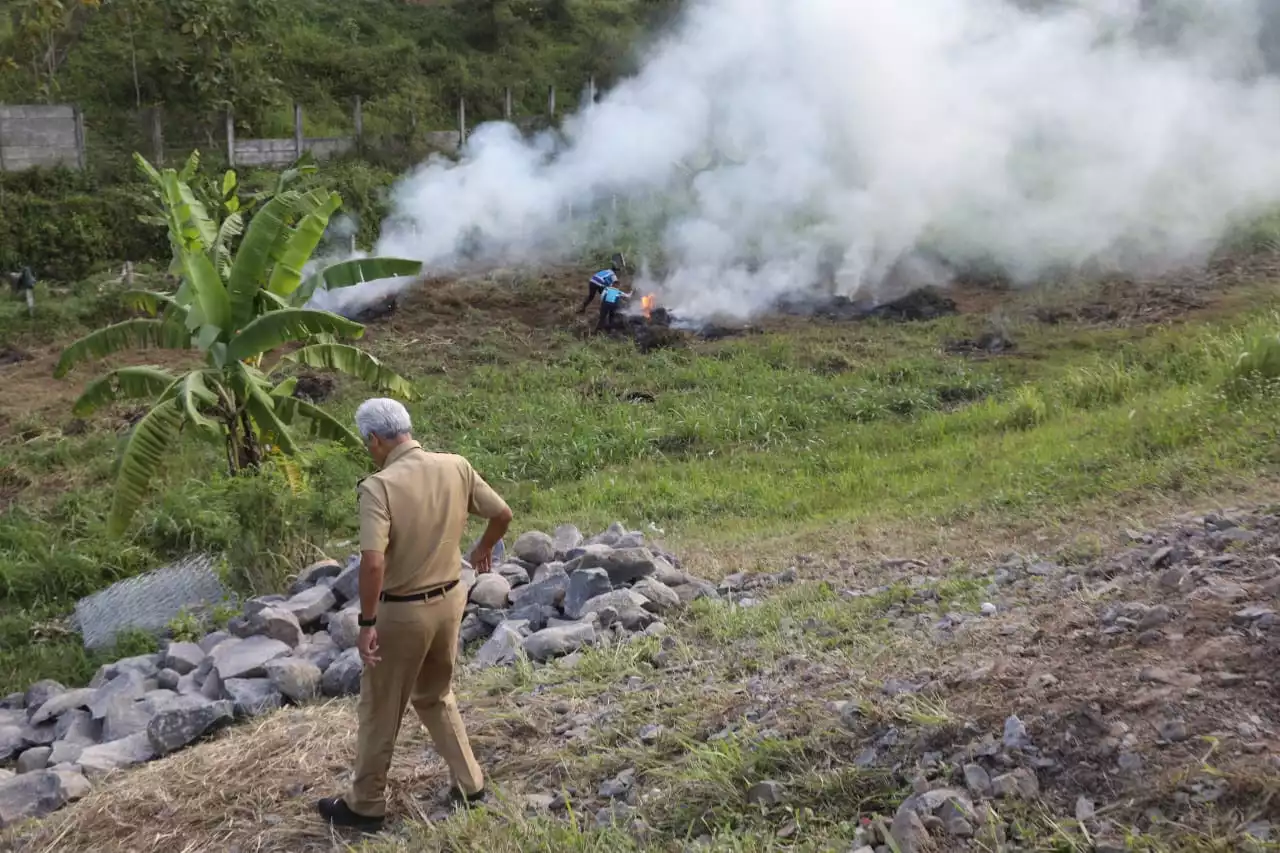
top-left (5, 274), bottom-right (1280, 693)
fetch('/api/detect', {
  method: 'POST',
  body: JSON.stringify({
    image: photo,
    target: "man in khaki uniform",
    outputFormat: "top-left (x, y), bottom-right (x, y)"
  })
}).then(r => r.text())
top-left (318, 398), bottom-right (512, 832)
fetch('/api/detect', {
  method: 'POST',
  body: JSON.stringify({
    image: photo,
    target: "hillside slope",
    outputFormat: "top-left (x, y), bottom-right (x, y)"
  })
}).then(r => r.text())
top-left (1, 0), bottom-right (680, 144)
top-left (2, 253), bottom-right (1280, 850)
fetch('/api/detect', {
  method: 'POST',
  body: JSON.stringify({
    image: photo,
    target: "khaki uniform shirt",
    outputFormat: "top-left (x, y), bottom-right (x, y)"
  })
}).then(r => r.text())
top-left (358, 441), bottom-right (510, 596)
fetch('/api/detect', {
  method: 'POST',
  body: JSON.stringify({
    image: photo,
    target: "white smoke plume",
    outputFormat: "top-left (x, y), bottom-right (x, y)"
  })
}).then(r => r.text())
top-left (348, 0), bottom-right (1280, 322)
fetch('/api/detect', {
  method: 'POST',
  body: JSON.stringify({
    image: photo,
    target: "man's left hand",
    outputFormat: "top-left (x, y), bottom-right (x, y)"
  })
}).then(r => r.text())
top-left (358, 626), bottom-right (381, 667)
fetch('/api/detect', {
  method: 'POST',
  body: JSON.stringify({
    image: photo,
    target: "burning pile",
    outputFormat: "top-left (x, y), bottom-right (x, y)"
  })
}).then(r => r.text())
top-left (640, 294), bottom-right (655, 320)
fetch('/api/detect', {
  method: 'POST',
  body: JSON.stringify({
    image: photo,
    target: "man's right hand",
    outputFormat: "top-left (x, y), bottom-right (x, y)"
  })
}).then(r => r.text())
top-left (470, 546), bottom-right (493, 574)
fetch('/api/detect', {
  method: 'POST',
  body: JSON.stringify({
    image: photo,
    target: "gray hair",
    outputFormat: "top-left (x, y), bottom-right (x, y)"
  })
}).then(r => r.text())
top-left (354, 398), bottom-right (412, 441)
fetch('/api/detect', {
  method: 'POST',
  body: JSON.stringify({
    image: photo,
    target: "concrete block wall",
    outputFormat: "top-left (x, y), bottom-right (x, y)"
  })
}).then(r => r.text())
top-left (0, 105), bottom-right (82, 171)
top-left (233, 136), bottom-right (355, 167)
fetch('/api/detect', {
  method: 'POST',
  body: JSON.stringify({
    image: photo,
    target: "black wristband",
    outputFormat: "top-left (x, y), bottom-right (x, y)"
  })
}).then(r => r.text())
top-left (358, 614), bottom-right (377, 628)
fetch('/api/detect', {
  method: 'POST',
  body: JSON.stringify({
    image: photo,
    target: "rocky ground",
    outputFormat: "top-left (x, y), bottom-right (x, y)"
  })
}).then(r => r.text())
top-left (821, 505), bottom-right (1280, 851)
top-left (0, 522), bottom-right (716, 832)
top-left (2, 505), bottom-right (1278, 851)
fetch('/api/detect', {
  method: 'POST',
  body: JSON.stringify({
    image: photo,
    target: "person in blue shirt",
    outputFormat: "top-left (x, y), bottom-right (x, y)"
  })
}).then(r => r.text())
top-left (578, 263), bottom-right (621, 315)
top-left (596, 282), bottom-right (632, 332)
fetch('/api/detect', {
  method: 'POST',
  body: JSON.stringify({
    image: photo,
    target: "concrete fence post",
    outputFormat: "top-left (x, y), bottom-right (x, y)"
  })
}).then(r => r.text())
top-left (150, 106), bottom-right (164, 165)
top-left (458, 96), bottom-right (466, 148)
top-left (225, 109), bottom-right (236, 167)
top-left (74, 106), bottom-right (87, 170)
top-left (294, 103), bottom-right (304, 160)
top-left (504, 87), bottom-right (513, 121)
top-left (353, 96), bottom-right (363, 152)
top-left (548, 85), bottom-right (556, 119)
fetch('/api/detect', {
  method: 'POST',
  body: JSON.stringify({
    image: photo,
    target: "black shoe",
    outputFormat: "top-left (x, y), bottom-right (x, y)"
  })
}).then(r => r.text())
top-left (317, 796), bottom-right (385, 832)
top-left (448, 786), bottom-right (486, 808)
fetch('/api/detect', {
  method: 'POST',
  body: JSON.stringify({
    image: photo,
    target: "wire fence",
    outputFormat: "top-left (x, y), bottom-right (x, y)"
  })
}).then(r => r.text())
top-left (1, 79), bottom-right (599, 178)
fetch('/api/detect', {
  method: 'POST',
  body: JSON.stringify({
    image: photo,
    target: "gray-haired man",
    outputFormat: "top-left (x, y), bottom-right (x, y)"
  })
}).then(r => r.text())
top-left (318, 398), bottom-right (512, 832)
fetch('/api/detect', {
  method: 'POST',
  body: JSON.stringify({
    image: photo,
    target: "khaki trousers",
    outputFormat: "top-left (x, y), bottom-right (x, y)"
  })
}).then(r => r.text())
top-left (346, 582), bottom-right (484, 816)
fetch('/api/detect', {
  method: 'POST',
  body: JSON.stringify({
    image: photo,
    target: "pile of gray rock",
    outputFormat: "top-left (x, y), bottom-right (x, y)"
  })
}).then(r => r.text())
top-left (462, 524), bottom-right (718, 668)
top-left (0, 522), bottom-right (706, 829)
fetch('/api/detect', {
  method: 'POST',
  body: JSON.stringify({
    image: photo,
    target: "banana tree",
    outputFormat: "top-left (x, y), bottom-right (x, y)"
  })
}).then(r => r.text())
top-left (54, 152), bottom-right (425, 535)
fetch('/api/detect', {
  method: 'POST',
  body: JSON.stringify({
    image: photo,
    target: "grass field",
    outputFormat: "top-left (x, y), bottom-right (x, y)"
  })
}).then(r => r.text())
top-left (3, 256), bottom-right (1280, 851)
top-left (3, 263), bottom-right (1280, 695)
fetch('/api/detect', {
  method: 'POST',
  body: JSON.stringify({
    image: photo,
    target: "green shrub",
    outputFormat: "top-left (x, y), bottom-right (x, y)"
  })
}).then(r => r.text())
top-left (1223, 330), bottom-right (1280, 398)
top-left (1003, 386), bottom-right (1048, 430)
top-left (1058, 363), bottom-right (1137, 410)
top-left (0, 175), bottom-right (167, 281)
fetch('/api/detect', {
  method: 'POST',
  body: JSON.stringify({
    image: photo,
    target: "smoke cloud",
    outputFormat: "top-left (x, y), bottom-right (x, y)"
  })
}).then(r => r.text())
top-left (348, 0), bottom-right (1280, 322)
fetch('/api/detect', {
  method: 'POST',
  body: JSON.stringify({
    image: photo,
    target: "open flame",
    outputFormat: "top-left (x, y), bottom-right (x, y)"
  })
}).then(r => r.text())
top-left (641, 294), bottom-right (655, 320)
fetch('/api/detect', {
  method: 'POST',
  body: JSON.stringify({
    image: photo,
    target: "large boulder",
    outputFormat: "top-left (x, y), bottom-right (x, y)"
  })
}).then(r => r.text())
top-left (101, 698), bottom-right (156, 742)
top-left (328, 608), bottom-right (361, 650)
top-left (321, 648), bottom-right (364, 697)
top-left (18, 720), bottom-right (56, 749)
top-left (113, 654), bottom-right (162, 679)
top-left (496, 563), bottom-right (531, 587)
top-left (265, 658), bottom-right (322, 703)
top-left (76, 732), bottom-right (155, 779)
top-left (577, 589), bottom-right (650, 620)
top-left (331, 562), bottom-right (361, 603)
top-left (475, 624), bottom-right (526, 668)
top-left (198, 631), bottom-right (232, 654)
top-left (460, 613), bottom-right (490, 645)
top-left (0, 727), bottom-right (24, 763)
top-left (162, 642), bottom-right (207, 676)
top-left (247, 606), bottom-right (303, 648)
top-left (650, 557), bottom-right (687, 587)
top-left (23, 682), bottom-right (65, 716)
top-left (48, 740), bottom-right (85, 766)
top-left (513, 531), bottom-right (556, 566)
top-left (585, 522), bottom-right (628, 547)
top-left (0, 769), bottom-right (91, 829)
top-left (16, 747), bottom-right (51, 774)
top-left (509, 568), bottom-right (569, 609)
top-left (280, 586), bottom-right (337, 627)
top-left (508, 603), bottom-right (559, 632)
top-left (566, 548), bottom-right (661, 586)
top-left (199, 669), bottom-right (224, 703)
top-left (297, 637), bottom-right (339, 673)
top-left (54, 710), bottom-right (98, 746)
top-left (29, 688), bottom-right (96, 726)
top-left (552, 525), bottom-right (584, 558)
top-left (147, 700), bottom-right (234, 756)
top-left (89, 670), bottom-right (149, 720)
top-left (290, 559), bottom-right (343, 595)
top-left (241, 597), bottom-right (279, 621)
top-left (610, 606), bottom-right (658, 632)
top-left (563, 569), bottom-right (614, 619)
top-left (632, 578), bottom-right (681, 614)
top-left (672, 579), bottom-right (719, 605)
top-left (210, 636), bottom-right (292, 680)
top-left (523, 623), bottom-right (596, 662)
top-left (222, 679), bottom-right (283, 718)
top-left (470, 575), bottom-right (512, 609)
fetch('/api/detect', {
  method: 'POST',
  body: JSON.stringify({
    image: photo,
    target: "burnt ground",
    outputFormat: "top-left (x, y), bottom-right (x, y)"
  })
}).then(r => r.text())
top-left (353, 248), bottom-right (1280, 363)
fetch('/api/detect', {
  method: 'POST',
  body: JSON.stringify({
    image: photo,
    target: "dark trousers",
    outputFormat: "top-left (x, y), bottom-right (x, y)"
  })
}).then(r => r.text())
top-left (597, 300), bottom-right (619, 331)
top-left (579, 281), bottom-right (605, 314)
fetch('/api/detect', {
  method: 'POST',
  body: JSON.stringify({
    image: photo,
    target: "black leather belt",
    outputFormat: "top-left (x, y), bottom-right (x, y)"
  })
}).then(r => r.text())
top-left (379, 580), bottom-right (458, 603)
